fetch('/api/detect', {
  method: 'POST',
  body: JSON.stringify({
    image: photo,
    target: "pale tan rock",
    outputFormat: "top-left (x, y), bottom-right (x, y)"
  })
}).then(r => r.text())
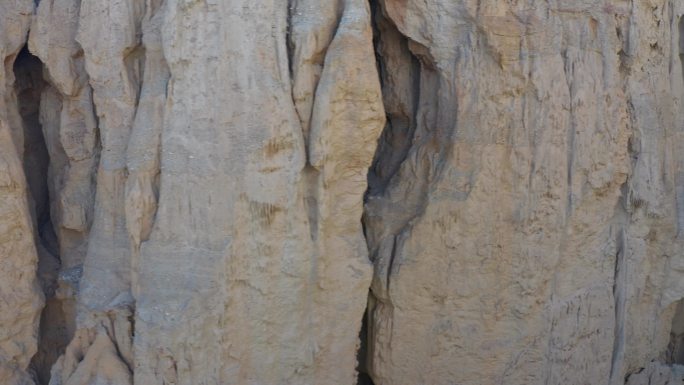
top-left (364, 1), bottom-right (684, 384)
top-left (132, 1), bottom-right (383, 384)
top-left (19, 0), bottom-right (382, 384)
top-left (75, 0), bottom-right (143, 312)
top-left (0, 1), bottom-right (44, 384)
top-left (124, 0), bottom-right (168, 298)
top-left (2, 1), bottom-right (684, 385)
top-left (48, 309), bottom-right (133, 385)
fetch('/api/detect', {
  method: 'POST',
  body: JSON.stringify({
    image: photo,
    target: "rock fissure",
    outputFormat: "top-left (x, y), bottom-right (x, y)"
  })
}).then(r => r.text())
top-left (13, 45), bottom-right (60, 385)
top-left (2, 1), bottom-right (684, 385)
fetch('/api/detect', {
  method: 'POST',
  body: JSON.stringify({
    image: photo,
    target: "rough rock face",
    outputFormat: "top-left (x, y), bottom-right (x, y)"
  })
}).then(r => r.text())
top-left (365, 1), bottom-right (684, 384)
top-left (0, 1), bottom-right (682, 385)
top-left (0, 1), bottom-right (44, 384)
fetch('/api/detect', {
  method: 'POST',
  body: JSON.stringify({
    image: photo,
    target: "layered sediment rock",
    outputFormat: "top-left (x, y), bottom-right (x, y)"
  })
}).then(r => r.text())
top-left (0, 1), bottom-right (682, 385)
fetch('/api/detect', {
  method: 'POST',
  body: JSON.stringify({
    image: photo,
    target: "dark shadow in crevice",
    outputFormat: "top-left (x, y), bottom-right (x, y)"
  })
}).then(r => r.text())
top-left (666, 300), bottom-right (684, 365)
top-left (356, 306), bottom-right (375, 385)
top-left (679, 17), bottom-right (683, 82)
top-left (364, 0), bottom-right (421, 199)
top-left (13, 45), bottom-right (65, 385)
top-left (357, 0), bottom-right (404, 384)
top-left (15, 46), bottom-right (49, 231)
top-left (358, 372), bottom-right (376, 385)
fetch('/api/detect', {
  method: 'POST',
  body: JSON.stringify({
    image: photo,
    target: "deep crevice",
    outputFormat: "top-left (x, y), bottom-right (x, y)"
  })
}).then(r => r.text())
top-left (356, 308), bottom-right (375, 385)
top-left (609, 222), bottom-right (627, 383)
top-left (666, 300), bottom-right (684, 365)
top-left (13, 45), bottom-right (65, 385)
top-left (15, 46), bottom-right (49, 235)
top-left (357, 3), bottom-right (383, 383)
top-left (679, 17), bottom-right (684, 82)
top-left (358, 0), bottom-right (423, 382)
top-left (365, 0), bottom-right (421, 198)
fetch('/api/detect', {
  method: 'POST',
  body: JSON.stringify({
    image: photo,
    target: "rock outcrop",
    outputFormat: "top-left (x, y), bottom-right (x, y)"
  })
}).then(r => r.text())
top-left (0, 1), bottom-right (682, 385)
top-left (0, 1), bottom-right (44, 384)
top-left (365, 1), bottom-right (684, 384)
top-left (3, 0), bottom-right (384, 384)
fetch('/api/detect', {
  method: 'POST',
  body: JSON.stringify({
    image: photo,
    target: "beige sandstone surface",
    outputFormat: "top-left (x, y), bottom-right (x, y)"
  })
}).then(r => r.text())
top-left (0, 1), bottom-right (682, 385)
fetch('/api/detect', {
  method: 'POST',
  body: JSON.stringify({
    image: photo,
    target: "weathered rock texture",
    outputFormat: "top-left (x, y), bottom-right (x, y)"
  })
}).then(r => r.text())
top-left (0, 1), bottom-right (44, 384)
top-left (365, 1), bottom-right (684, 384)
top-left (0, 0), bottom-right (682, 385)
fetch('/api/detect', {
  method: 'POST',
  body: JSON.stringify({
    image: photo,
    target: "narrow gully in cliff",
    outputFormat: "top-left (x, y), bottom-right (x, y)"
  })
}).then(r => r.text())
top-left (13, 45), bottom-right (66, 385)
top-left (680, 17), bottom-right (684, 82)
top-left (357, 3), bottom-right (382, 384)
top-left (609, 224), bottom-right (627, 385)
top-left (677, 16), bottom-right (684, 238)
top-left (357, 0), bottom-right (423, 383)
top-left (357, 1), bottom-right (386, 384)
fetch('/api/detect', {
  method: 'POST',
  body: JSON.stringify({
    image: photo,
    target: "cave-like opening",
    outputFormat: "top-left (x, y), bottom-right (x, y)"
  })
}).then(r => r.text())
top-left (356, 306), bottom-right (375, 385)
top-left (13, 44), bottom-right (65, 385)
top-left (14, 46), bottom-right (50, 238)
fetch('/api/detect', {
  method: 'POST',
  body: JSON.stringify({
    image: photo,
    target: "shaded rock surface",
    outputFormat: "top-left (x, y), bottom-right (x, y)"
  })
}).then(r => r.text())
top-left (364, 1), bottom-right (684, 384)
top-left (0, 1), bottom-right (682, 385)
top-left (0, 1), bottom-right (44, 384)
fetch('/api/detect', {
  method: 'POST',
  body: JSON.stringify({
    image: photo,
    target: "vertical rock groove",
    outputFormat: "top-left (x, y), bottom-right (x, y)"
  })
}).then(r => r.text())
top-left (680, 17), bottom-right (684, 83)
top-left (12, 46), bottom-right (68, 385)
top-left (8, 1), bottom-right (385, 384)
top-left (0, 1), bottom-right (684, 385)
top-left (0, 2), bottom-right (44, 383)
top-left (364, 1), bottom-right (684, 385)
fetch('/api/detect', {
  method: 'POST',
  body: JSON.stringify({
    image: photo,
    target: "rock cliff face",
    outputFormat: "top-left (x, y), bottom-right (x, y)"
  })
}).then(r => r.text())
top-left (0, 1), bottom-right (683, 384)
top-left (366, 1), bottom-right (684, 384)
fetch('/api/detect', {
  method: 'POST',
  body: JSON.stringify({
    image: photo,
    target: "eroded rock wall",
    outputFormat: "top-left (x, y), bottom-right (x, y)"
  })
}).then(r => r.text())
top-left (0, 1), bottom-right (682, 385)
top-left (130, 1), bottom-right (383, 384)
top-left (0, 1), bottom-right (44, 384)
top-left (3, 0), bottom-right (383, 384)
top-left (365, 1), bottom-right (684, 384)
